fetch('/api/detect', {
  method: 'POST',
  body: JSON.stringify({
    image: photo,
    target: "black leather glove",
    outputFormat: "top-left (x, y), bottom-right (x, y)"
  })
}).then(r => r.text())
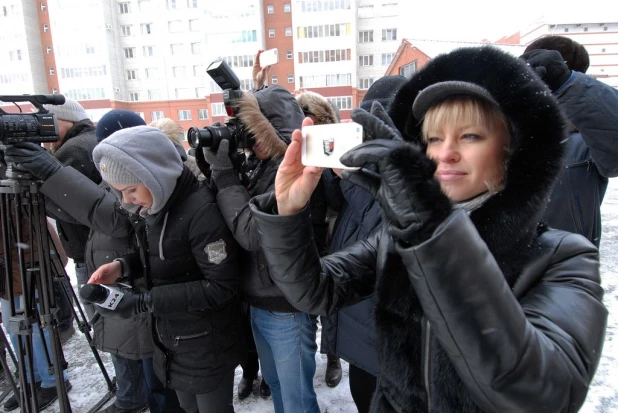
top-left (92, 288), bottom-right (152, 319)
top-left (3, 142), bottom-right (62, 180)
top-left (341, 105), bottom-right (452, 245)
top-left (520, 49), bottom-right (572, 92)
top-left (204, 139), bottom-right (234, 172)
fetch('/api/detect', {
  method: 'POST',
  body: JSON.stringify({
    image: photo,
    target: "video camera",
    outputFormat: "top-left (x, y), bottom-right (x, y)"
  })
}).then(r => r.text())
top-left (187, 59), bottom-right (254, 152)
top-left (0, 94), bottom-right (64, 144)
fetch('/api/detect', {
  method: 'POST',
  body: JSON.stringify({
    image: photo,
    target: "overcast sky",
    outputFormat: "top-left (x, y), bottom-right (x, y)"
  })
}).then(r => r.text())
top-left (399, 0), bottom-right (613, 42)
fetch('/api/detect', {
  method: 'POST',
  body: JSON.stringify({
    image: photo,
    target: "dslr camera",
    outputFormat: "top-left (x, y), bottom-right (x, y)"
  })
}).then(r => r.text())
top-left (0, 94), bottom-right (64, 145)
top-left (187, 59), bottom-right (254, 152)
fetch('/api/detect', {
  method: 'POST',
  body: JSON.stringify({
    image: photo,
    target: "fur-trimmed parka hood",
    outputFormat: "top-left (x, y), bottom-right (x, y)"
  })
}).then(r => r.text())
top-left (235, 86), bottom-right (305, 159)
top-left (388, 46), bottom-right (568, 284)
top-left (295, 91), bottom-right (340, 125)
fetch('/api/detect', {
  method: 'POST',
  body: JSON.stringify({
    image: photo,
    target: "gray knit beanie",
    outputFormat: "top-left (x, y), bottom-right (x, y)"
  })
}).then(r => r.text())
top-left (92, 126), bottom-right (183, 215)
top-left (43, 98), bottom-right (89, 123)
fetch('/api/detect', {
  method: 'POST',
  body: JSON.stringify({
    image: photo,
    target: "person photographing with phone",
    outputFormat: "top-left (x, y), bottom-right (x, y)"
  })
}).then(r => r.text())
top-left (247, 46), bottom-right (607, 412)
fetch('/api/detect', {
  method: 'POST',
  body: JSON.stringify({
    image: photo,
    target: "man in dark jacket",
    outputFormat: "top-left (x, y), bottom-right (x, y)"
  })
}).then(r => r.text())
top-left (522, 37), bottom-right (618, 247)
top-left (44, 98), bottom-right (102, 342)
top-left (204, 85), bottom-right (328, 413)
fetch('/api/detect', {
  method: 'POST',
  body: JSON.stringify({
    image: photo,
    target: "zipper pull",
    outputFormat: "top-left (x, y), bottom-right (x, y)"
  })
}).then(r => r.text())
top-left (174, 336), bottom-right (180, 347)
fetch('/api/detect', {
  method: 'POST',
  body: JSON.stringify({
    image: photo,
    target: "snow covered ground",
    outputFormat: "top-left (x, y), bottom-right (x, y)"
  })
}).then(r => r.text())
top-left (2, 178), bottom-right (618, 413)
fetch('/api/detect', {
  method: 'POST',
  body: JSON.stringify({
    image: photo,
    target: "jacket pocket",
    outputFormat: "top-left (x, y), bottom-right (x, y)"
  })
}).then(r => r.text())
top-left (173, 330), bottom-right (209, 347)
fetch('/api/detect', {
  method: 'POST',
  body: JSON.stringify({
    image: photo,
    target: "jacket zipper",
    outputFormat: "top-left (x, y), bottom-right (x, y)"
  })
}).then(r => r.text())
top-left (422, 318), bottom-right (432, 412)
top-left (173, 330), bottom-right (209, 347)
top-left (565, 159), bottom-right (591, 171)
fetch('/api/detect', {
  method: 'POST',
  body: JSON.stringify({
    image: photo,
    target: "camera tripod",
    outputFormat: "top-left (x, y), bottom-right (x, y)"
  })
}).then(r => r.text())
top-left (0, 163), bottom-right (116, 412)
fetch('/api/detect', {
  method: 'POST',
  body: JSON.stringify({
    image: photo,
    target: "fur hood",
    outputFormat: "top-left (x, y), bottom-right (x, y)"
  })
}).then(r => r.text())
top-left (388, 46), bottom-right (567, 283)
top-left (235, 86), bottom-right (305, 159)
top-left (295, 91), bottom-right (340, 125)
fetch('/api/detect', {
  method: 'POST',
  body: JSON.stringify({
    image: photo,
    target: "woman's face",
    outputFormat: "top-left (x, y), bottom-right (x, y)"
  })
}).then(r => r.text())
top-left (111, 183), bottom-right (153, 209)
top-left (423, 99), bottom-right (509, 202)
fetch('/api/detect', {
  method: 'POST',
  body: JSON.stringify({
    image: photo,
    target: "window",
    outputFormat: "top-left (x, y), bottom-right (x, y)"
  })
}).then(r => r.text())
top-left (195, 87), bottom-right (206, 98)
top-left (145, 68), bottom-right (158, 79)
top-left (86, 45), bottom-right (95, 54)
top-left (141, 23), bottom-right (152, 35)
top-left (127, 70), bottom-right (137, 80)
top-left (148, 89), bottom-right (161, 100)
top-left (382, 53), bottom-right (394, 65)
top-left (41, 2), bottom-right (46, 11)
top-left (284, 2), bottom-right (291, 12)
top-left (604, 26), bottom-right (608, 31)
top-left (358, 4), bottom-right (374, 18)
top-left (358, 78), bottom-right (374, 90)
top-left (170, 44), bottom-right (183, 55)
top-left (271, 75), bottom-right (278, 84)
top-left (175, 88), bottom-right (190, 99)
top-left (193, 65), bottom-right (204, 76)
top-left (189, 19), bottom-right (199, 31)
top-left (167, 0), bottom-right (177, 9)
top-left (52, 87), bottom-right (57, 94)
top-left (358, 30), bottom-right (373, 43)
top-left (602, 48), bottom-right (606, 52)
top-left (198, 109), bottom-right (209, 120)
top-left (287, 74), bottom-right (294, 83)
top-left (124, 47), bottom-right (135, 58)
top-left (382, 28), bottom-right (397, 41)
top-left (286, 50), bottom-right (293, 59)
top-left (327, 96), bottom-right (352, 110)
top-left (268, 28), bottom-right (275, 38)
top-left (564, 28), bottom-right (569, 32)
top-left (49, 67), bottom-right (55, 75)
top-left (239, 79), bottom-right (254, 91)
top-left (584, 27), bottom-right (588, 32)
top-left (137, 112), bottom-right (145, 120)
top-left (187, 0), bottom-right (198, 7)
top-left (173, 66), bottom-right (185, 77)
top-left (168, 20), bottom-right (182, 33)
top-left (121, 25), bottom-right (131, 36)
top-left (143, 46), bottom-right (155, 57)
top-left (285, 27), bottom-right (292, 36)
top-left (129, 92), bottom-right (140, 101)
top-left (267, 4), bottom-right (274, 14)
top-left (178, 110), bottom-right (192, 121)
top-left (211, 103), bottom-right (226, 117)
top-left (9, 50), bottom-right (22, 61)
top-left (358, 55), bottom-right (373, 66)
top-left (399, 61), bottom-right (417, 78)
top-left (151, 111), bottom-right (164, 120)
top-left (119, 2), bottom-right (130, 14)
top-left (191, 43), bottom-right (201, 54)
top-left (43, 23), bottom-right (49, 32)
top-left (46, 46), bottom-right (52, 54)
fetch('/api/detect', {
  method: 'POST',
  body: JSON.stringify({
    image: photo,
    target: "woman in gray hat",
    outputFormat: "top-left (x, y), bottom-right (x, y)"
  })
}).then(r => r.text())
top-left (246, 46), bottom-right (607, 413)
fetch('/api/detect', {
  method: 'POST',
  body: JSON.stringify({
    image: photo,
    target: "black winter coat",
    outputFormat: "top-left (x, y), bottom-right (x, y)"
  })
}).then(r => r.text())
top-left (542, 72), bottom-right (618, 247)
top-left (51, 120), bottom-right (101, 262)
top-left (248, 47), bottom-right (608, 412)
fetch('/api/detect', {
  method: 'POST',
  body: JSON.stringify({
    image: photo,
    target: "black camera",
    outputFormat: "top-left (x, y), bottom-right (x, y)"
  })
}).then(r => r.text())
top-left (0, 94), bottom-right (64, 144)
top-left (187, 59), bottom-right (254, 151)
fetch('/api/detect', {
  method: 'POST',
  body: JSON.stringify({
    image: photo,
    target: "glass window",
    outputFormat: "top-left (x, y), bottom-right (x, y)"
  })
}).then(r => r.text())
top-left (127, 70), bottom-right (137, 80)
top-left (145, 68), bottom-right (158, 79)
top-left (41, 2), bottom-right (46, 11)
top-left (399, 61), bottom-right (417, 78)
top-left (267, 4), bottom-right (274, 14)
top-left (212, 103), bottom-right (226, 117)
top-left (148, 90), bottom-right (161, 100)
top-left (191, 43), bottom-right (201, 54)
top-left (358, 78), bottom-right (373, 90)
top-left (189, 20), bottom-right (200, 31)
top-left (170, 44), bottom-right (183, 55)
top-left (271, 75), bottom-right (278, 84)
top-left (49, 67), bottom-right (55, 75)
top-left (269, 28), bottom-right (275, 38)
top-left (284, 2), bottom-right (291, 12)
top-left (178, 110), bottom-right (192, 120)
top-left (187, 0), bottom-right (198, 7)
top-left (173, 66), bottom-right (185, 77)
top-left (43, 23), bottom-right (49, 32)
top-left (167, 0), bottom-right (177, 9)
top-left (151, 111), bottom-right (164, 120)
top-left (287, 74), bottom-right (294, 83)
top-left (168, 20), bottom-right (182, 33)
top-left (129, 92), bottom-right (140, 101)
top-left (195, 87), bottom-right (205, 98)
top-left (121, 25), bottom-right (131, 36)
top-left (382, 28), bottom-right (397, 41)
top-left (193, 65), bottom-right (204, 76)
top-left (124, 48), bottom-right (135, 58)
top-left (285, 27), bottom-right (292, 36)
top-left (143, 46), bottom-right (155, 57)
top-left (198, 109), bottom-right (209, 120)
top-left (119, 2), bottom-right (130, 14)
top-left (382, 53), bottom-right (394, 65)
top-left (358, 55), bottom-right (373, 66)
top-left (141, 23), bottom-right (152, 35)
top-left (286, 50), bottom-right (293, 59)
top-left (358, 30), bottom-right (373, 43)
top-left (46, 46), bottom-right (52, 54)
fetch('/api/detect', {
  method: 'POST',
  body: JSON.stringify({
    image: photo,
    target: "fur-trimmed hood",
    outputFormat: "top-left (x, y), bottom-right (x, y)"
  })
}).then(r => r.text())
top-left (388, 46), bottom-right (567, 283)
top-left (235, 86), bottom-right (305, 159)
top-left (295, 91), bottom-right (340, 125)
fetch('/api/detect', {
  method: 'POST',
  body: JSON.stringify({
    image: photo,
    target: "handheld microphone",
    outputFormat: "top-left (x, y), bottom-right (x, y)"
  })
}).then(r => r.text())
top-left (79, 284), bottom-right (125, 310)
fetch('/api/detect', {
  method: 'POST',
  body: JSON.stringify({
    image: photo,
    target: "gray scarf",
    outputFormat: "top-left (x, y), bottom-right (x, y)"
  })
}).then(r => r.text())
top-left (454, 191), bottom-right (495, 214)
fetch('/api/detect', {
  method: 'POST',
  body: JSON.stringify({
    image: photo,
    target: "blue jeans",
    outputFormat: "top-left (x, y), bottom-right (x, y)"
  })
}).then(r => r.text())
top-left (251, 307), bottom-right (320, 413)
top-left (142, 357), bottom-right (184, 413)
top-left (1, 296), bottom-right (68, 388)
top-left (110, 354), bottom-right (148, 410)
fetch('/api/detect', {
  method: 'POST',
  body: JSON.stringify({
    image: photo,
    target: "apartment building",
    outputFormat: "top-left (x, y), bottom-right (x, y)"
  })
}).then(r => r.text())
top-left (1, 0), bottom-right (407, 126)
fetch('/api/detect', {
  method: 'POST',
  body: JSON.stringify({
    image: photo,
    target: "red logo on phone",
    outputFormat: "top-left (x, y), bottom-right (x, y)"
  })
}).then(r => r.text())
top-left (323, 138), bottom-right (334, 156)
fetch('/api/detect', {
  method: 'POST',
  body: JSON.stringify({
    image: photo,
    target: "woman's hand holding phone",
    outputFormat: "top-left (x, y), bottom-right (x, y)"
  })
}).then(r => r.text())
top-left (276, 117), bottom-right (323, 216)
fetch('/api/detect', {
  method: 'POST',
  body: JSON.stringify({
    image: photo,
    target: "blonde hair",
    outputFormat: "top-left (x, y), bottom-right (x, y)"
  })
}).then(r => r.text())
top-left (421, 96), bottom-right (510, 146)
top-left (149, 118), bottom-right (185, 147)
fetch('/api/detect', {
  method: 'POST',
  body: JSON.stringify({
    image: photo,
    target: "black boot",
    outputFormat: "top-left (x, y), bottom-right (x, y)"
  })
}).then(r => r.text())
top-left (259, 377), bottom-right (271, 399)
top-left (325, 354), bottom-right (342, 388)
top-left (237, 376), bottom-right (255, 400)
top-left (3, 381), bottom-right (42, 412)
top-left (36, 380), bottom-right (72, 411)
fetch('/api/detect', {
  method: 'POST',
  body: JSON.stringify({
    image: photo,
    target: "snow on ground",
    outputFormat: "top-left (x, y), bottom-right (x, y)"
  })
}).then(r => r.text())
top-left (2, 179), bottom-right (618, 412)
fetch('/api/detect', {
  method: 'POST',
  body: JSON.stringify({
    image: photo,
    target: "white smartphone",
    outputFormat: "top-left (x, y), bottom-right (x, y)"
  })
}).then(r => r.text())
top-left (302, 122), bottom-right (364, 169)
top-left (260, 48), bottom-right (279, 68)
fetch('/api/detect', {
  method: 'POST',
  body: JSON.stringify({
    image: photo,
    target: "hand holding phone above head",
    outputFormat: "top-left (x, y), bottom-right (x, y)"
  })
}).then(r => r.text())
top-left (301, 122), bottom-right (364, 170)
top-left (260, 48), bottom-right (279, 68)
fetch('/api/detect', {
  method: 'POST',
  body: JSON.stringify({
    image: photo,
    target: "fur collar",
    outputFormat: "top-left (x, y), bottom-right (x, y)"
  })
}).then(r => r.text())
top-left (296, 91), bottom-right (340, 125)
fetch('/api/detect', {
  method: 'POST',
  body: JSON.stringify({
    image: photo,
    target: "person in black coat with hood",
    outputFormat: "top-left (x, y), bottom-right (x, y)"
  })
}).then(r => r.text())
top-left (247, 46), bottom-right (607, 412)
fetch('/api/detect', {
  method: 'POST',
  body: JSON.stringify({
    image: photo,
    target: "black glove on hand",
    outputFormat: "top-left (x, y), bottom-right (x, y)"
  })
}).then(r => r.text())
top-left (93, 288), bottom-right (152, 319)
top-left (3, 142), bottom-right (62, 180)
top-left (341, 108), bottom-right (452, 245)
top-left (521, 49), bottom-right (571, 92)
top-left (204, 139), bottom-right (234, 172)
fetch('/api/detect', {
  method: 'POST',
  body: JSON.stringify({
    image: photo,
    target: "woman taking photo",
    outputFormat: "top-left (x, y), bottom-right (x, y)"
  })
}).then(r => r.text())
top-left (248, 46), bottom-right (607, 412)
